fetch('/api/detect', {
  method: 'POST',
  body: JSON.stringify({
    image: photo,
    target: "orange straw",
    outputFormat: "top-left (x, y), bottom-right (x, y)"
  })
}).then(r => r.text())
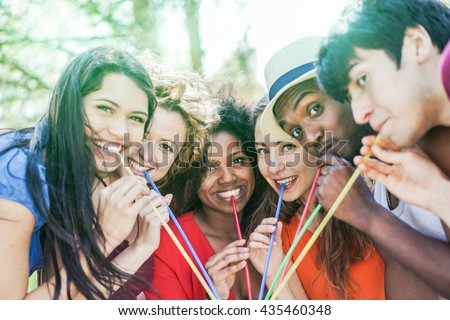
top-left (231, 195), bottom-right (252, 300)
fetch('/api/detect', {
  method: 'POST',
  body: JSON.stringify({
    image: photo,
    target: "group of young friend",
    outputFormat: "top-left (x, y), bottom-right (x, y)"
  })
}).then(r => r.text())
top-left (1, 0), bottom-right (449, 300)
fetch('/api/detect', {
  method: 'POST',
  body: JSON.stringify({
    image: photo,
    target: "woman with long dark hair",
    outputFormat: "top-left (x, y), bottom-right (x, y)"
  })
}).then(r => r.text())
top-left (0, 46), bottom-right (170, 299)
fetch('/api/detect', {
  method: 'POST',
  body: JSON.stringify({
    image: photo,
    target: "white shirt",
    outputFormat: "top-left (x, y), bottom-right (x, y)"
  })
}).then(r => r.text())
top-left (373, 182), bottom-right (448, 242)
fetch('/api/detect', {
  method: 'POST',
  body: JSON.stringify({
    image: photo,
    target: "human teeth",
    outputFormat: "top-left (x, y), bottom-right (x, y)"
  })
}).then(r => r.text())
top-left (217, 187), bottom-right (242, 198)
top-left (276, 176), bottom-right (297, 185)
top-left (107, 145), bottom-right (120, 153)
top-left (130, 159), bottom-right (149, 172)
top-left (93, 139), bottom-right (121, 153)
top-left (92, 140), bottom-right (104, 148)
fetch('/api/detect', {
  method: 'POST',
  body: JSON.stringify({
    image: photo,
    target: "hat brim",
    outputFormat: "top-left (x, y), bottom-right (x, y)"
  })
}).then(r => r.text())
top-left (259, 69), bottom-right (317, 141)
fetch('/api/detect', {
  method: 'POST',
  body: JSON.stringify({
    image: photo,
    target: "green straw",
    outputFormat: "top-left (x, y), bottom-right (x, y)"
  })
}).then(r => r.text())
top-left (264, 204), bottom-right (322, 300)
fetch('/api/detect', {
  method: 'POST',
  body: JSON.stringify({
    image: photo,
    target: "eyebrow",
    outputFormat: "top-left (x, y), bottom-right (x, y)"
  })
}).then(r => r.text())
top-left (292, 90), bottom-right (315, 111)
top-left (95, 98), bottom-right (119, 107)
top-left (278, 119), bottom-right (287, 130)
top-left (95, 98), bottom-right (148, 117)
top-left (230, 150), bottom-right (245, 157)
top-left (348, 57), bottom-right (362, 75)
top-left (255, 141), bottom-right (283, 147)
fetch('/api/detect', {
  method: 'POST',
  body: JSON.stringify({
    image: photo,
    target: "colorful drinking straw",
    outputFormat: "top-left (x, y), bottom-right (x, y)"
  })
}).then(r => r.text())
top-left (231, 195), bottom-right (253, 300)
top-left (258, 183), bottom-right (285, 300)
top-left (269, 136), bottom-right (381, 300)
top-left (143, 170), bottom-right (220, 300)
top-left (116, 152), bottom-right (220, 300)
top-left (274, 168), bottom-right (321, 289)
top-left (264, 203), bottom-right (322, 300)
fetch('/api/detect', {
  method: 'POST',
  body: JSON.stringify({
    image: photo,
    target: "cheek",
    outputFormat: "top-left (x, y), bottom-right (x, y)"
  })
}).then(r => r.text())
top-left (158, 153), bottom-right (177, 176)
top-left (244, 169), bottom-right (255, 193)
top-left (166, 154), bottom-right (177, 168)
top-left (128, 127), bottom-right (145, 143)
top-left (85, 126), bottom-right (92, 138)
top-left (199, 174), bottom-right (213, 193)
top-left (285, 153), bottom-right (301, 167)
top-left (197, 184), bottom-right (210, 204)
top-left (258, 161), bottom-right (268, 177)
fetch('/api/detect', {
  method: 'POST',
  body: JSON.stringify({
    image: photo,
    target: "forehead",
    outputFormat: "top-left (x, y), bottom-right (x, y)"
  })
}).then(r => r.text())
top-left (275, 84), bottom-right (323, 115)
top-left (207, 131), bottom-right (243, 158)
top-left (147, 107), bottom-right (187, 141)
top-left (349, 48), bottom-right (385, 74)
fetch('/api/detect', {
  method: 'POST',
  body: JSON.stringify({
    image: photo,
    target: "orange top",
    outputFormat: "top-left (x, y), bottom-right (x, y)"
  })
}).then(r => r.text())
top-left (281, 216), bottom-right (385, 299)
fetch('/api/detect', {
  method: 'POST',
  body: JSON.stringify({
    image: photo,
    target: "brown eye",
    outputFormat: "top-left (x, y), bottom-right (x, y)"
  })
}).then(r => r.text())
top-left (160, 142), bottom-right (174, 153)
top-left (308, 104), bottom-right (323, 117)
top-left (292, 127), bottom-right (302, 139)
top-left (356, 75), bottom-right (367, 88)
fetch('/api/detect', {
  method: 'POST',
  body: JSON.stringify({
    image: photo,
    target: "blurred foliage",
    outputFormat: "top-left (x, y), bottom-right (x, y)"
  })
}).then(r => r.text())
top-left (0, 0), bottom-right (261, 128)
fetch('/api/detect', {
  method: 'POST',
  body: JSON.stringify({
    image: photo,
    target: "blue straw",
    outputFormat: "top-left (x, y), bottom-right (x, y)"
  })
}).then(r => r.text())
top-left (143, 170), bottom-right (220, 300)
top-left (258, 183), bottom-right (285, 300)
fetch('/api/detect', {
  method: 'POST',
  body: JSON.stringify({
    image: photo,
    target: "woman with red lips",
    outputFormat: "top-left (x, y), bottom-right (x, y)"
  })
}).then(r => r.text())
top-left (144, 98), bottom-right (262, 300)
top-left (0, 47), bottom-right (173, 299)
top-left (247, 100), bottom-right (385, 300)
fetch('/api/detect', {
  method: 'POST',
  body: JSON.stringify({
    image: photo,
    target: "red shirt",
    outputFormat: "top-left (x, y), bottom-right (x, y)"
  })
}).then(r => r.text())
top-left (144, 212), bottom-right (235, 300)
top-left (281, 216), bottom-right (385, 299)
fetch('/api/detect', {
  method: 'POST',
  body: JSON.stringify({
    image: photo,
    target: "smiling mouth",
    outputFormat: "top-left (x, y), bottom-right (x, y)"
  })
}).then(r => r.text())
top-left (129, 158), bottom-right (152, 172)
top-left (274, 175), bottom-right (297, 187)
top-left (216, 187), bottom-right (243, 200)
top-left (92, 139), bottom-right (122, 156)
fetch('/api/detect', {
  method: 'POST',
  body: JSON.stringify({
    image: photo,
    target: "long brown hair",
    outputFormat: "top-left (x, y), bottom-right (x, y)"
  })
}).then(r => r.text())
top-left (250, 96), bottom-right (374, 299)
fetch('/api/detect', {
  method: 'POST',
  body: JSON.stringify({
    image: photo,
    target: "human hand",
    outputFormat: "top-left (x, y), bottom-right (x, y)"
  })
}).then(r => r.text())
top-left (355, 139), bottom-right (449, 215)
top-left (133, 191), bottom-right (172, 253)
top-left (247, 217), bottom-right (284, 278)
top-left (316, 154), bottom-right (378, 231)
top-left (205, 239), bottom-right (249, 300)
top-left (96, 176), bottom-right (152, 253)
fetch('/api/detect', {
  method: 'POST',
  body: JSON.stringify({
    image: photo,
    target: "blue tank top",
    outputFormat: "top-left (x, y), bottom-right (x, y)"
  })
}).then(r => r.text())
top-left (0, 133), bottom-right (48, 274)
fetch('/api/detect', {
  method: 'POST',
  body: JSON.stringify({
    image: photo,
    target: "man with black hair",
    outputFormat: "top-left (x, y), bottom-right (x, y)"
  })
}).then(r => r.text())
top-left (316, 0), bottom-right (450, 299)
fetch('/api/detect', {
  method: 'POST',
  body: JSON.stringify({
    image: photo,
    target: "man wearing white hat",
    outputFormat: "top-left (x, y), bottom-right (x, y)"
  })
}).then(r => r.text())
top-left (259, 36), bottom-right (446, 299)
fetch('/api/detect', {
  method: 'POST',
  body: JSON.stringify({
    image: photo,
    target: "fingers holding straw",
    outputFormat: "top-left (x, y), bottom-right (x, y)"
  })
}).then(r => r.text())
top-left (116, 151), bottom-right (219, 299)
top-left (269, 136), bottom-right (381, 300)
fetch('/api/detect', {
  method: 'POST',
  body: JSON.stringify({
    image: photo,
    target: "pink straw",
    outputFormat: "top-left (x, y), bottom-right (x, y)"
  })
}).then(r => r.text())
top-left (275, 168), bottom-right (321, 287)
top-left (231, 195), bottom-right (253, 300)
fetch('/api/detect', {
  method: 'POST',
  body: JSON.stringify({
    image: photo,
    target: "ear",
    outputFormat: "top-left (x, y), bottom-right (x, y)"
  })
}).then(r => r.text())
top-left (403, 26), bottom-right (434, 64)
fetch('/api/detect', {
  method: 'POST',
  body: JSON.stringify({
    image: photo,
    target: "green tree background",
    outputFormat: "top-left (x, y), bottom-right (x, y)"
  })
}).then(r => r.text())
top-left (0, 0), bottom-right (261, 128)
top-left (1, 0), bottom-right (449, 129)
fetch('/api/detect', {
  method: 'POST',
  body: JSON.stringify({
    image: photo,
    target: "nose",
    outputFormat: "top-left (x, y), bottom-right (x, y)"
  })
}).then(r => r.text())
top-left (351, 94), bottom-right (374, 125)
top-left (268, 152), bottom-right (285, 175)
top-left (141, 141), bottom-right (157, 167)
top-left (303, 124), bottom-right (324, 144)
top-left (218, 166), bottom-right (237, 184)
top-left (109, 115), bottom-right (128, 142)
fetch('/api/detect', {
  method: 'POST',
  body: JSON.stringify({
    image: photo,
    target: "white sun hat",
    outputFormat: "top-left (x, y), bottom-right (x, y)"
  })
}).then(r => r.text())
top-left (259, 36), bottom-right (323, 141)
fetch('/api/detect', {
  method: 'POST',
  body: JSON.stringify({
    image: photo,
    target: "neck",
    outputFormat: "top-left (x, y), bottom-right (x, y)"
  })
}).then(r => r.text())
top-left (438, 96), bottom-right (450, 126)
top-left (195, 206), bottom-right (239, 241)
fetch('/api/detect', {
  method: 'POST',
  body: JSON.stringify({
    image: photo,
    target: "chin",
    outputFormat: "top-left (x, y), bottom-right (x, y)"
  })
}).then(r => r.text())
top-left (282, 192), bottom-right (300, 203)
top-left (96, 162), bottom-right (119, 174)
